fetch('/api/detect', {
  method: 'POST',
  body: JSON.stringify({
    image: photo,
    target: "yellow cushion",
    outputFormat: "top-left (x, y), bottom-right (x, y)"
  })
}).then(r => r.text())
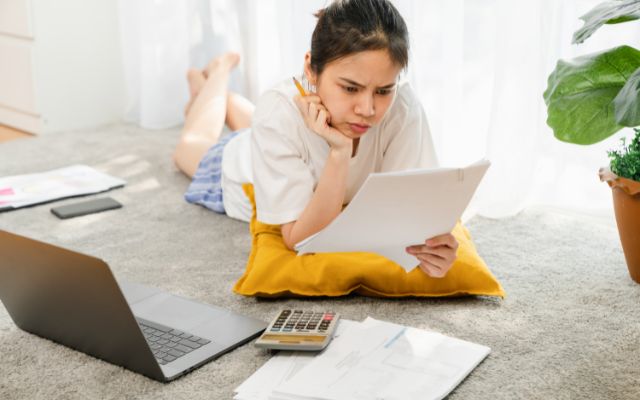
top-left (233, 184), bottom-right (505, 298)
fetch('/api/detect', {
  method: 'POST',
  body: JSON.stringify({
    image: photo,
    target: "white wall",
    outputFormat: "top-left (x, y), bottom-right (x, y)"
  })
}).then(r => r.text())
top-left (32, 0), bottom-right (126, 134)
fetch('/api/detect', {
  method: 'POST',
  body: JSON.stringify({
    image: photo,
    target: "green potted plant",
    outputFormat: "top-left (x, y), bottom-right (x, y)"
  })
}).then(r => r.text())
top-left (543, 0), bottom-right (640, 283)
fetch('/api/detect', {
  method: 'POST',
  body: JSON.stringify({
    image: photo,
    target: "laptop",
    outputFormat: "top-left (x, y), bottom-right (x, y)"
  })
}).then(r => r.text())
top-left (0, 229), bottom-right (267, 382)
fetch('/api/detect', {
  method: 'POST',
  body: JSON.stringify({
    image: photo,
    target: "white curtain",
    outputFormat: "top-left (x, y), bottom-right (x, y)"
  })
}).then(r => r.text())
top-left (118, 0), bottom-right (640, 218)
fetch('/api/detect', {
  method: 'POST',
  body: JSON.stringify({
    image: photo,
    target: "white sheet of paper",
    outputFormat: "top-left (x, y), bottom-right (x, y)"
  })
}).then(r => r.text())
top-left (0, 165), bottom-right (125, 210)
top-left (233, 320), bottom-right (359, 400)
top-left (233, 352), bottom-right (315, 400)
top-left (272, 317), bottom-right (491, 400)
top-left (295, 160), bottom-right (490, 271)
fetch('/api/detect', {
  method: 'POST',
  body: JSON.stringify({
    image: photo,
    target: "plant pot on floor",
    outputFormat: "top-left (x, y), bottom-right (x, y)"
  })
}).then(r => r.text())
top-left (600, 167), bottom-right (640, 283)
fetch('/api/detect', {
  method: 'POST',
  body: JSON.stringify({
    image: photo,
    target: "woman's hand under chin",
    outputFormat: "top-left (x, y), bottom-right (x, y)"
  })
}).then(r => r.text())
top-left (294, 94), bottom-right (352, 156)
top-left (406, 232), bottom-right (459, 278)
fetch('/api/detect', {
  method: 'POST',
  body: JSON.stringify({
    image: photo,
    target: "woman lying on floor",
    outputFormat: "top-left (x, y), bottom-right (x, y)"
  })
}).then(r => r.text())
top-left (173, 0), bottom-right (458, 278)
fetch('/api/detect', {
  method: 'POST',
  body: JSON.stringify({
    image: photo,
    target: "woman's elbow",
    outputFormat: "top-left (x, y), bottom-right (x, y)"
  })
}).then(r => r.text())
top-left (283, 238), bottom-right (295, 251)
top-left (281, 222), bottom-right (297, 251)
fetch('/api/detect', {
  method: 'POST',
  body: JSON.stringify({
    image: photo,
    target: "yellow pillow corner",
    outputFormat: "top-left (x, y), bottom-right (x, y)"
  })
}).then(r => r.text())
top-left (233, 184), bottom-right (505, 299)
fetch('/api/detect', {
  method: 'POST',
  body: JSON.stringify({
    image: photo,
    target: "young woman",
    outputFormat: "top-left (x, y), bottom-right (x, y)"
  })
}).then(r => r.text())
top-left (174, 0), bottom-right (459, 278)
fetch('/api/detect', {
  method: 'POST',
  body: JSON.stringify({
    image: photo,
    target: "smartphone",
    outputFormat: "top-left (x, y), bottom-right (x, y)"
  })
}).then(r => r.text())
top-left (51, 197), bottom-right (122, 219)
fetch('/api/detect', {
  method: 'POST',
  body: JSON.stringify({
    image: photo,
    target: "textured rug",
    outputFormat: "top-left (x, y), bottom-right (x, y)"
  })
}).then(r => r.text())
top-left (0, 125), bottom-right (639, 400)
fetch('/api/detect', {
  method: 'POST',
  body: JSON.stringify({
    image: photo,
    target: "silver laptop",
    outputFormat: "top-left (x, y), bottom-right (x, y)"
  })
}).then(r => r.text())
top-left (0, 229), bottom-right (267, 382)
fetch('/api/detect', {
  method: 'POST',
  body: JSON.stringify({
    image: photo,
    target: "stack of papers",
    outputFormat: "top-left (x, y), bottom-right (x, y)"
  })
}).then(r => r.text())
top-left (235, 318), bottom-right (490, 400)
top-left (295, 160), bottom-right (491, 271)
top-left (0, 165), bottom-right (125, 211)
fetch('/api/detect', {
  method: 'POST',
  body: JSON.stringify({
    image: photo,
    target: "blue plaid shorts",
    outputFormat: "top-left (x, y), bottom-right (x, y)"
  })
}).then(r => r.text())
top-left (184, 130), bottom-right (242, 214)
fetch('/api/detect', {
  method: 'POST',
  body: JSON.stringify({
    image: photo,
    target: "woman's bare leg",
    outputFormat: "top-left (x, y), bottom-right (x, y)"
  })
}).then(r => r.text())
top-left (226, 92), bottom-right (255, 131)
top-left (202, 60), bottom-right (254, 130)
top-left (173, 52), bottom-right (240, 178)
top-left (184, 69), bottom-right (206, 116)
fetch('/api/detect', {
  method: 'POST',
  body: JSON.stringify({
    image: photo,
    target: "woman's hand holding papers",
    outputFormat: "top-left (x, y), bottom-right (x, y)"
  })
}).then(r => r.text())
top-left (406, 233), bottom-right (459, 278)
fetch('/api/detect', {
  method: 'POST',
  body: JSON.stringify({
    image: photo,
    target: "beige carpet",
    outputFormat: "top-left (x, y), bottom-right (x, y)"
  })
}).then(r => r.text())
top-left (1, 124), bottom-right (639, 399)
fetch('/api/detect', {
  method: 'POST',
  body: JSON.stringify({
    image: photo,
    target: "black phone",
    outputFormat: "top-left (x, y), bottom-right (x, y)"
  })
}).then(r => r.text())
top-left (51, 197), bottom-right (122, 219)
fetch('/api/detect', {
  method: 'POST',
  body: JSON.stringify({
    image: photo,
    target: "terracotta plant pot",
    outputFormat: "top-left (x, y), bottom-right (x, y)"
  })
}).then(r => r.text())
top-left (599, 167), bottom-right (640, 283)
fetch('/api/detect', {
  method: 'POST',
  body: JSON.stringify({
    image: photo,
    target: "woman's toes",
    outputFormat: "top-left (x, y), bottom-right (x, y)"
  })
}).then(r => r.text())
top-left (206, 52), bottom-right (241, 76)
top-left (223, 52), bottom-right (241, 69)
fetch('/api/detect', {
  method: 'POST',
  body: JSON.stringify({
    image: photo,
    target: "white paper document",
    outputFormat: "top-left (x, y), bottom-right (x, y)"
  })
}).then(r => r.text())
top-left (0, 165), bottom-right (126, 211)
top-left (295, 160), bottom-right (491, 271)
top-left (234, 317), bottom-right (490, 400)
top-left (234, 320), bottom-right (359, 400)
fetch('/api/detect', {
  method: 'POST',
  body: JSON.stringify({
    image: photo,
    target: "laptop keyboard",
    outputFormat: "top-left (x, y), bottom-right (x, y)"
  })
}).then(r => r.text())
top-left (137, 318), bottom-right (211, 365)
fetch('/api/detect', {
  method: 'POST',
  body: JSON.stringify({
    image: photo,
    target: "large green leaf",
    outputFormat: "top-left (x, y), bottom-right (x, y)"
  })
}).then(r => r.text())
top-left (544, 45), bottom-right (640, 145)
top-left (573, 0), bottom-right (640, 44)
top-left (614, 66), bottom-right (640, 126)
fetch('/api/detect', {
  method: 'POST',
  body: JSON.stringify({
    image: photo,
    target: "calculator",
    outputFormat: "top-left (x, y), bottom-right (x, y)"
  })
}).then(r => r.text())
top-left (255, 309), bottom-right (340, 351)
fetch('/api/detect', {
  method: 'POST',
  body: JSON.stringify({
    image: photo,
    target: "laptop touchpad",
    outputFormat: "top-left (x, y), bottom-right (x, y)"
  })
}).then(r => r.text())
top-left (131, 292), bottom-right (224, 332)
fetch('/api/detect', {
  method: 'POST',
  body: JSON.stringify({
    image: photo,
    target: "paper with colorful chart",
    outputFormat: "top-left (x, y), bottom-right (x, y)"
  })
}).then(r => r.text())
top-left (0, 165), bottom-right (125, 211)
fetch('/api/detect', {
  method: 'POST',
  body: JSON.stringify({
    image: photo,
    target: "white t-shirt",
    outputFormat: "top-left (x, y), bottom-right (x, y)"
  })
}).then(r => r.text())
top-left (220, 78), bottom-right (437, 224)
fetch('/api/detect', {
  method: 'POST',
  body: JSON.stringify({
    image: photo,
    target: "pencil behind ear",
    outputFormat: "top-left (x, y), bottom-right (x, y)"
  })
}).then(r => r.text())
top-left (302, 52), bottom-right (318, 93)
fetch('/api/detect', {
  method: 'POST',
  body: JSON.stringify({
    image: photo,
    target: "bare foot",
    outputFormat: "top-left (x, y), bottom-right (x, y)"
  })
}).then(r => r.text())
top-left (184, 69), bottom-right (206, 116)
top-left (203, 52), bottom-right (240, 78)
top-left (187, 69), bottom-right (206, 98)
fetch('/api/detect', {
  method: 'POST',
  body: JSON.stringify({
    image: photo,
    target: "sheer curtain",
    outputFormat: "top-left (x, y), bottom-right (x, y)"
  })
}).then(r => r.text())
top-left (118, 0), bottom-right (640, 218)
